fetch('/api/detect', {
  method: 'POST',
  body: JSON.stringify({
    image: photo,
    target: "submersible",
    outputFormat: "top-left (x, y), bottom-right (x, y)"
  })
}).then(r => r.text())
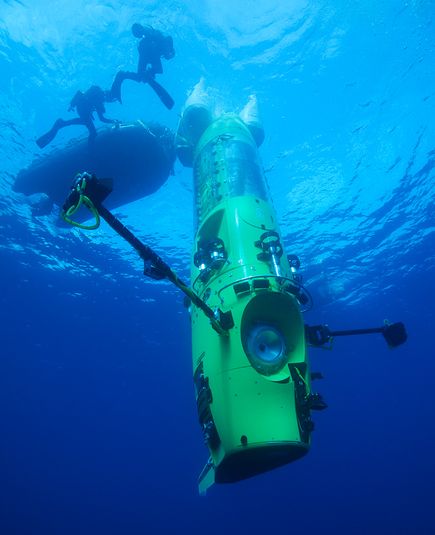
top-left (60, 86), bottom-right (407, 495)
top-left (176, 92), bottom-right (318, 493)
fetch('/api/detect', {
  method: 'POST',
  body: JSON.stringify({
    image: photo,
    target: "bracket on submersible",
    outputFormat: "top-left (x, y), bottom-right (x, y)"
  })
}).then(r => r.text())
top-left (255, 231), bottom-right (311, 308)
top-left (61, 172), bottom-right (234, 335)
top-left (305, 321), bottom-right (407, 349)
top-left (255, 230), bottom-right (283, 276)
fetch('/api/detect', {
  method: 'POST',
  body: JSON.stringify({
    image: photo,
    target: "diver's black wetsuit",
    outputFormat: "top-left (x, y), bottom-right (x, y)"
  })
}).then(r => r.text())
top-left (110, 25), bottom-right (175, 109)
top-left (36, 86), bottom-right (116, 149)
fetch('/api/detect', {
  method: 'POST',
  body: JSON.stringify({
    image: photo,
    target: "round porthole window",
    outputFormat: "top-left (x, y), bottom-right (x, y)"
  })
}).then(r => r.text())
top-left (245, 323), bottom-right (287, 376)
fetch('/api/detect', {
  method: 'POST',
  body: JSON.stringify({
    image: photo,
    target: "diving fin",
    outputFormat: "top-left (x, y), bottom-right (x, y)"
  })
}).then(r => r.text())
top-left (36, 119), bottom-right (64, 149)
top-left (36, 128), bottom-right (57, 149)
top-left (147, 78), bottom-right (175, 110)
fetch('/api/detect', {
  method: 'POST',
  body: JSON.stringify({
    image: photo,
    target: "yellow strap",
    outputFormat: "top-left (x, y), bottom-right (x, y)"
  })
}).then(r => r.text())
top-left (61, 194), bottom-right (100, 230)
top-left (294, 366), bottom-right (307, 386)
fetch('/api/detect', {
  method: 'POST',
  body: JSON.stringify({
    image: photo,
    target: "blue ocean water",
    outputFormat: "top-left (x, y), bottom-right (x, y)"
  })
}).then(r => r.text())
top-left (1, 1), bottom-right (434, 534)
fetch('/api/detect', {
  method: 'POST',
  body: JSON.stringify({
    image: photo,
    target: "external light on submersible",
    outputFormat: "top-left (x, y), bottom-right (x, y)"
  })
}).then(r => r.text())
top-left (60, 84), bottom-right (407, 495)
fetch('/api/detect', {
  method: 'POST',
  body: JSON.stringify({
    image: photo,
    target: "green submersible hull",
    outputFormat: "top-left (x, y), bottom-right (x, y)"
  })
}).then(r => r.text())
top-left (177, 100), bottom-right (313, 493)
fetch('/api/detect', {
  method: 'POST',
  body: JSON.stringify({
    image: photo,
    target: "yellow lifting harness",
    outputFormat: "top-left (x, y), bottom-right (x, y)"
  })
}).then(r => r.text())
top-left (61, 173), bottom-right (101, 230)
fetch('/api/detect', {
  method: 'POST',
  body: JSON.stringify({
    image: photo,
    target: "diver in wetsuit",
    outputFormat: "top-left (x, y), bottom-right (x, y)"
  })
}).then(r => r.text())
top-left (36, 85), bottom-right (117, 149)
top-left (109, 23), bottom-right (175, 109)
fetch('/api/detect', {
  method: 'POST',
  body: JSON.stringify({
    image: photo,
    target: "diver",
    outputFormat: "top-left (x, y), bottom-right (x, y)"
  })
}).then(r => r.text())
top-left (109, 23), bottom-right (175, 110)
top-left (36, 85), bottom-right (117, 149)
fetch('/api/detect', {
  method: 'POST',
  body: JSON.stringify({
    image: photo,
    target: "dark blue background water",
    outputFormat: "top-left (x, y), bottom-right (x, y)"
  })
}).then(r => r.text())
top-left (1, 1), bottom-right (434, 533)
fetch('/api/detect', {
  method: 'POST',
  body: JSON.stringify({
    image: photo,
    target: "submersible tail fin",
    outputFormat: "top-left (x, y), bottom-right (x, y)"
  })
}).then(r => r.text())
top-left (239, 94), bottom-right (265, 147)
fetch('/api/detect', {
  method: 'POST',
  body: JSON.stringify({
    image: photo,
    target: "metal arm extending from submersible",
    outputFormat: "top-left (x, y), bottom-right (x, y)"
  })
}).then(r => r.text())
top-left (61, 172), bottom-right (234, 335)
top-left (61, 172), bottom-right (407, 348)
top-left (305, 321), bottom-right (407, 349)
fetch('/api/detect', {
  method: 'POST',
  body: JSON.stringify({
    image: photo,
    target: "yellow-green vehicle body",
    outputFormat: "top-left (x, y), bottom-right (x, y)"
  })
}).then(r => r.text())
top-left (178, 107), bottom-right (313, 493)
